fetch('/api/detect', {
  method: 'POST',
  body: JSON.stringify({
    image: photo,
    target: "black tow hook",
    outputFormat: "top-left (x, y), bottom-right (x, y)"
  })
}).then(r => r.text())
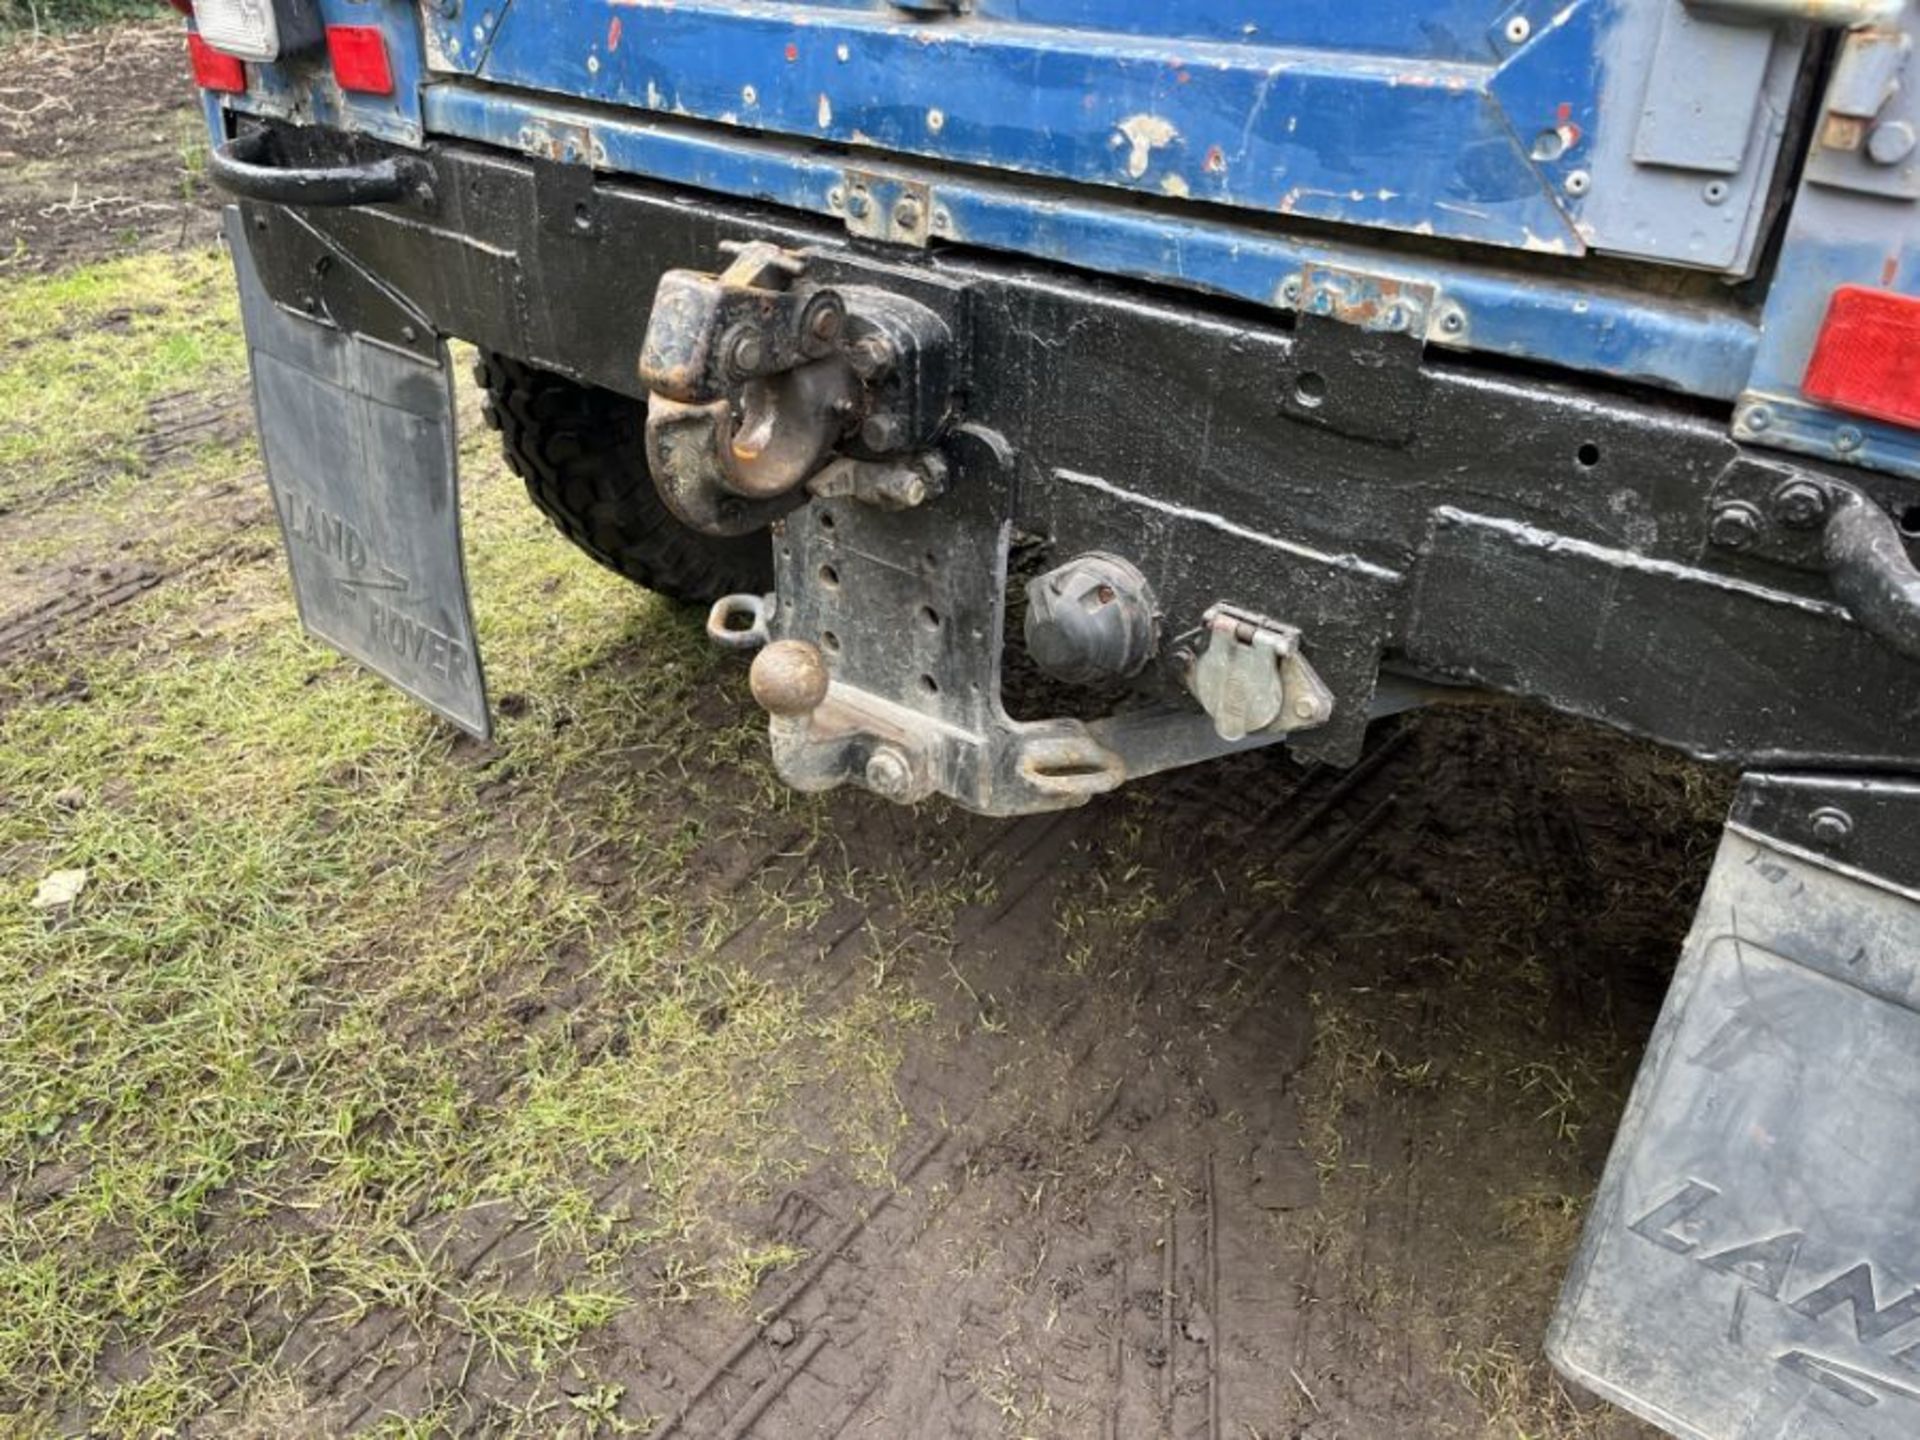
top-left (208, 126), bottom-right (433, 209)
top-left (1824, 486), bottom-right (1920, 663)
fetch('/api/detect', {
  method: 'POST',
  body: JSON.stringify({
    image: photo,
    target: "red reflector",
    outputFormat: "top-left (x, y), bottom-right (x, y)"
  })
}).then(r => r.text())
top-left (1803, 284), bottom-right (1920, 431)
top-left (187, 32), bottom-right (246, 93)
top-left (327, 25), bottom-right (395, 96)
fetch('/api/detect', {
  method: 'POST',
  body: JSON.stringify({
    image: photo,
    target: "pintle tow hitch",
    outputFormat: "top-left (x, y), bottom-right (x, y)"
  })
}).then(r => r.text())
top-left (638, 241), bottom-right (953, 536)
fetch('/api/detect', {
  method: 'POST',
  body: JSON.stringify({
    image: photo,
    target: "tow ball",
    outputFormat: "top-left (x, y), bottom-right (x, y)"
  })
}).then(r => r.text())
top-left (637, 241), bottom-right (953, 536)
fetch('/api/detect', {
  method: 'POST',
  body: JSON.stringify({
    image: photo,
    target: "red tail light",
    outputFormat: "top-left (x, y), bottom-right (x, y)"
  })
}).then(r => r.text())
top-left (1802, 284), bottom-right (1920, 431)
top-left (326, 25), bottom-right (395, 96)
top-left (187, 32), bottom-right (247, 92)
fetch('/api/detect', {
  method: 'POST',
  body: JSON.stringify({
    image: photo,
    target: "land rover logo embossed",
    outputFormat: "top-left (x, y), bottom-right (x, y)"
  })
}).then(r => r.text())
top-left (1630, 1179), bottom-right (1920, 1408)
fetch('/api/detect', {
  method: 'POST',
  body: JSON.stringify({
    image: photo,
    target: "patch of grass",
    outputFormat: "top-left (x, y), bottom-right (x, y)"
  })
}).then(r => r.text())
top-left (0, 248), bottom-right (248, 514)
top-left (0, 0), bottom-right (149, 39)
top-left (0, 253), bottom-right (931, 1434)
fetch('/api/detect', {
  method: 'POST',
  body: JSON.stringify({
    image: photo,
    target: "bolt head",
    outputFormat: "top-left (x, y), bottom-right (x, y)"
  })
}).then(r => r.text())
top-left (726, 330), bottom-right (766, 376)
top-left (860, 413), bottom-right (905, 452)
top-left (1771, 479), bottom-right (1829, 531)
top-left (847, 193), bottom-right (872, 219)
top-left (892, 198), bottom-right (923, 230)
top-left (1709, 501), bottom-right (1764, 551)
top-left (1741, 404), bottom-right (1772, 433)
top-left (849, 333), bottom-right (895, 380)
top-left (1835, 425), bottom-right (1864, 455)
top-left (1868, 119), bottom-right (1917, 167)
top-left (1809, 806), bottom-right (1854, 846)
top-left (749, 640), bottom-right (830, 718)
top-left (864, 746), bottom-right (914, 800)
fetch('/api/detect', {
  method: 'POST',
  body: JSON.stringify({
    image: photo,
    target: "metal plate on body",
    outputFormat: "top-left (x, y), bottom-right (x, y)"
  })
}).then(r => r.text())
top-left (1549, 810), bottom-right (1920, 1438)
top-left (227, 208), bottom-right (489, 738)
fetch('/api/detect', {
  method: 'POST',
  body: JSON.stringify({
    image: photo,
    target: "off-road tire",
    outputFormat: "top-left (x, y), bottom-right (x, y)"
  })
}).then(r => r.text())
top-left (475, 353), bottom-right (773, 604)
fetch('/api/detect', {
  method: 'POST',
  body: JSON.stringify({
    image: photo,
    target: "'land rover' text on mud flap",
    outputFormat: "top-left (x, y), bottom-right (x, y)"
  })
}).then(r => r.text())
top-left (1552, 773), bottom-right (1920, 1440)
top-left (227, 208), bottom-right (488, 738)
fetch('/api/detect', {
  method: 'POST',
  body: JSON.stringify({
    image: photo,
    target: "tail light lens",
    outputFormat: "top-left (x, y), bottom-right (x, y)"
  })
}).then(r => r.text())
top-left (326, 25), bottom-right (395, 96)
top-left (193, 0), bottom-right (284, 61)
top-left (1803, 284), bottom-right (1920, 431)
top-left (187, 32), bottom-right (247, 92)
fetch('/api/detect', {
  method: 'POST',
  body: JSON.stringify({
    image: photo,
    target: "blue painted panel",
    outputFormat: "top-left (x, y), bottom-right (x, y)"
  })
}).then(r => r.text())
top-left (1737, 8), bottom-right (1920, 481)
top-left (431, 0), bottom-right (1585, 255)
top-left (219, 0), bottom-right (428, 147)
top-left (424, 84), bottom-right (1760, 401)
top-left (965, 0), bottom-right (1508, 59)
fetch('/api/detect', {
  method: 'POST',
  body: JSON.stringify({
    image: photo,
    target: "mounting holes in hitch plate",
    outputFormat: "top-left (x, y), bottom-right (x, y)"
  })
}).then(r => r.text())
top-left (706, 593), bottom-right (773, 649)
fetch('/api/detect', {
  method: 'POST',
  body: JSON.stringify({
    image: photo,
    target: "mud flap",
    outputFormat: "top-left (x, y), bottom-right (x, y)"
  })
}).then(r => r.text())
top-left (226, 208), bottom-right (489, 738)
top-left (1550, 776), bottom-right (1920, 1439)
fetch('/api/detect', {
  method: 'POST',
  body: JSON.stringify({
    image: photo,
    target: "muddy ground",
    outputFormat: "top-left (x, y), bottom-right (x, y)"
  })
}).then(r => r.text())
top-left (0, 23), bottom-right (1727, 1439)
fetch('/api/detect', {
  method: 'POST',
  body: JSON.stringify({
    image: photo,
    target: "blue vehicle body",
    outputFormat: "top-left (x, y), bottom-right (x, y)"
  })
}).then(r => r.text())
top-left (210, 0), bottom-right (1920, 463)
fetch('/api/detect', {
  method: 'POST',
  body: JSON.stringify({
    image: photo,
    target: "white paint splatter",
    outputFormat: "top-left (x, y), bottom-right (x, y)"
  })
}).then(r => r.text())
top-left (1115, 113), bottom-right (1177, 180)
top-left (817, 92), bottom-right (832, 128)
top-left (1159, 174), bottom-right (1190, 198)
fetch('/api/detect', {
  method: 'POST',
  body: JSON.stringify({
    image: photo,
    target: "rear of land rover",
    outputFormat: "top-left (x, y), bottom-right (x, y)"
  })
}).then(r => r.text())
top-left (178, 4), bottom-right (1920, 1438)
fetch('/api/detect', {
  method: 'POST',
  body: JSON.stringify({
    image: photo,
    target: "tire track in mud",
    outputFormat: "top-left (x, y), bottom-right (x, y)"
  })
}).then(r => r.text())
top-left (288, 803), bottom-right (1096, 1433)
top-left (623, 727), bottom-right (1422, 1439)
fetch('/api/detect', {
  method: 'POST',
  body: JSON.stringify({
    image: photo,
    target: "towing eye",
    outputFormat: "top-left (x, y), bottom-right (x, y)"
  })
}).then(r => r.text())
top-left (208, 126), bottom-right (433, 208)
top-left (1824, 487), bottom-right (1920, 663)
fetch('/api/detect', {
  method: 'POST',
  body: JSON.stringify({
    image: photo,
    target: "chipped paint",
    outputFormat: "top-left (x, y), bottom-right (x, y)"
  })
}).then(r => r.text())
top-left (1116, 114), bottom-right (1178, 180)
top-left (1160, 174), bottom-right (1191, 198)
top-left (817, 92), bottom-right (832, 129)
top-left (422, 82), bottom-right (1767, 401)
top-left (927, 108), bottom-right (945, 133)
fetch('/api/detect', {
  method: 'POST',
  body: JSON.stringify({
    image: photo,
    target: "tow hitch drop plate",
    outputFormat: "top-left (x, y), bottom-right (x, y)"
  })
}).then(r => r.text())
top-left (1551, 776), bottom-right (1920, 1440)
top-left (227, 210), bottom-right (489, 738)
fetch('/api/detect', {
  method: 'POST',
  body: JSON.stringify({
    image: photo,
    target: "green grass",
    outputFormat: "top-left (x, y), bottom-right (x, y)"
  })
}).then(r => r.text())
top-left (0, 249), bottom-right (248, 516)
top-left (0, 248), bottom-right (931, 1434)
top-left (0, 0), bottom-right (149, 39)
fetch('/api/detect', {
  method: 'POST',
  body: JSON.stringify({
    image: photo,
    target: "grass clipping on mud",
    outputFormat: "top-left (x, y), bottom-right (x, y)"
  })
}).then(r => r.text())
top-left (0, 248), bottom-right (924, 1434)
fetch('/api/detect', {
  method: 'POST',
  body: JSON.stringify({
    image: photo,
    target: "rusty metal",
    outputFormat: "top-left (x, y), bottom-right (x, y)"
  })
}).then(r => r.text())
top-left (805, 453), bottom-right (947, 510)
top-left (638, 240), bottom-right (954, 536)
top-left (749, 638), bottom-right (831, 717)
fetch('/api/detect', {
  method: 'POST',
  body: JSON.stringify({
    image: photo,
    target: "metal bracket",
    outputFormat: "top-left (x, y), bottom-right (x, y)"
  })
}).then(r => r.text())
top-left (1735, 390), bottom-right (1920, 482)
top-left (1706, 462), bottom-right (1920, 662)
top-left (1185, 605), bottom-right (1335, 743)
top-left (1284, 264), bottom-right (1437, 336)
top-left (1805, 23), bottom-right (1920, 200)
top-left (516, 118), bottom-right (600, 168)
top-left (832, 169), bottom-right (939, 247)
